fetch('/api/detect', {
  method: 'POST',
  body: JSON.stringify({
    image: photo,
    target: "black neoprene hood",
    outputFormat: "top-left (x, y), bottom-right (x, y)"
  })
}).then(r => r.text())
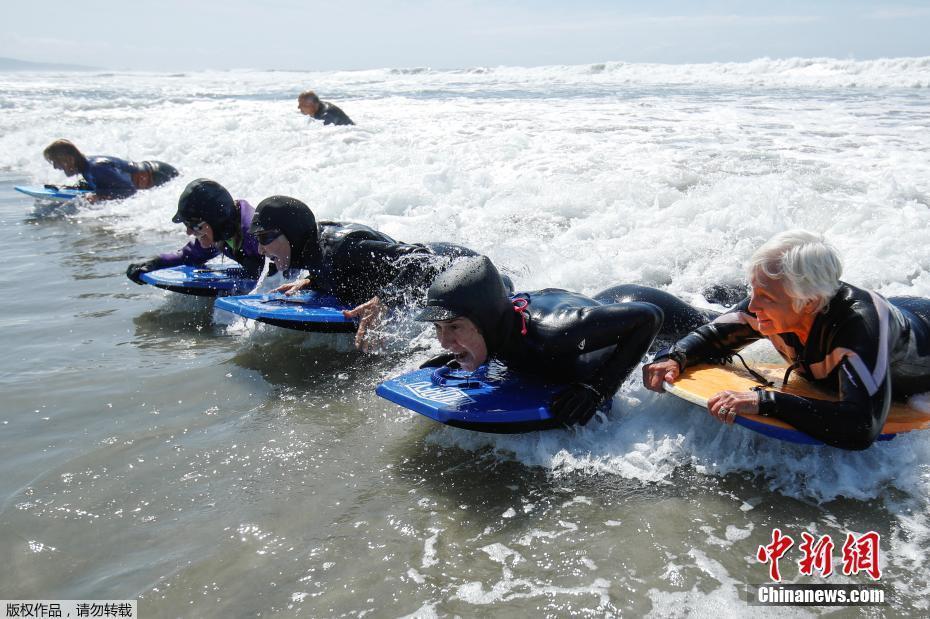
top-left (249, 196), bottom-right (320, 262)
top-left (416, 256), bottom-right (513, 344)
top-left (172, 179), bottom-right (238, 241)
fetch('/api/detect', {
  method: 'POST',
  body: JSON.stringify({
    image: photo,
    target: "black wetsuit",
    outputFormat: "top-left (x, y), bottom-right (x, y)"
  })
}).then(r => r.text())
top-left (417, 257), bottom-right (665, 430)
top-left (294, 222), bottom-right (476, 307)
top-left (313, 102), bottom-right (354, 126)
top-left (498, 289), bottom-right (663, 396)
top-left (656, 282), bottom-right (930, 450)
top-left (438, 289), bottom-right (664, 432)
top-left (594, 284), bottom-right (719, 347)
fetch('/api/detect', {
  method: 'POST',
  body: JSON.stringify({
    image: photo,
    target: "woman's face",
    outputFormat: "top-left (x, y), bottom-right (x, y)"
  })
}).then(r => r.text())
top-left (186, 221), bottom-right (215, 249)
top-left (258, 234), bottom-right (291, 272)
top-left (433, 317), bottom-right (488, 371)
top-left (748, 272), bottom-right (815, 336)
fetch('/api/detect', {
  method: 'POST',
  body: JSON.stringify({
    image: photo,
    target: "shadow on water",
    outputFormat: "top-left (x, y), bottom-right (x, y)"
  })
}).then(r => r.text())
top-left (130, 297), bottom-right (233, 352)
top-left (229, 334), bottom-right (398, 392)
top-left (392, 434), bottom-right (908, 557)
top-left (23, 200), bottom-right (81, 220)
top-left (389, 430), bottom-right (693, 527)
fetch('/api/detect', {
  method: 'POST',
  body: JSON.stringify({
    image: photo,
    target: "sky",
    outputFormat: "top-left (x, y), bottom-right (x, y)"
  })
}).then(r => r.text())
top-left (2, 0), bottom-right (929, 71)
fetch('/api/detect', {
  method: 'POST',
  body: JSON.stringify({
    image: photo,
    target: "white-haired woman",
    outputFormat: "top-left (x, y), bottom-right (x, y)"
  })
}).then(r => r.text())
top-left (643, 229), bottom-right (930, 450)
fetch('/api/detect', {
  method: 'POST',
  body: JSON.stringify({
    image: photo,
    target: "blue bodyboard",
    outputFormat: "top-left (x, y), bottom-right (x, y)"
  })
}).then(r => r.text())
top-left (15, 185), bottom-right (92, 203)
top-left (377, 363), bottom-right (601, 433)
top-left (214, 291), bottom-right (355, 333)
top-left (139, 264), bottom-right (257, 297)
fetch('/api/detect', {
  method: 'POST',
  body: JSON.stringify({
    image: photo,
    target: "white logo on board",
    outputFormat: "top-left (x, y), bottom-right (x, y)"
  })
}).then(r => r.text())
top-left (406, 381), bottom-right (475, 407)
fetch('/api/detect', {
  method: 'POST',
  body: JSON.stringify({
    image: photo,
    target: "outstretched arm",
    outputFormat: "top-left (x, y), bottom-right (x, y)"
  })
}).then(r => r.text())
top-left (643, 299), bottom-right (764, 391)
top-left (352, 240), bottom-right (437, 308)
top-left (155, 240), bottom-right (220, 268)
top-left (662, 300), bottom-right (764, 369)
top-left (557, 301), bottom-right (664, 398)
top-left (127, 241), bottom-right (220, 284)
top-left (541, 302), bottom-right (664, 425)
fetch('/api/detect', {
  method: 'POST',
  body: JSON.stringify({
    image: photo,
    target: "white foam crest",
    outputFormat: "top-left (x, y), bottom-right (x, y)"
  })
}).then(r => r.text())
top-left (481, 543), bottom-right (523, 565)
top-left (421, 527), bottom-right (442, 569)
top-left (397, 602), bottom-right (439, 619)
top-left (455, 570), bottom-right (610, 607)
top-left (4, 68), bottom-right (930, 303)
top-left (583, 56), bottom-right (930, 89)
top-left (886, 501), bottom-right (930, 608)
top-left (8, 55), bottom-right (924, 101)
top-left (647, 549), bottom-right (810, 618)
top-left (427, 386), bottom-right (930, 504)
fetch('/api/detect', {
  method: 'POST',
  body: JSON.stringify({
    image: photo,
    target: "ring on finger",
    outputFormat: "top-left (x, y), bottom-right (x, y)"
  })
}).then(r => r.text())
top-left (719, 406), bottom-right (730, 417)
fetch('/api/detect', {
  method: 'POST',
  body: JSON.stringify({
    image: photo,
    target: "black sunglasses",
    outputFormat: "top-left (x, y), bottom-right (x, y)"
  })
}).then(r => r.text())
top-left (254, 228), bottom-right (283, 245)
top-left (183, 219), bottom-right (206, 231)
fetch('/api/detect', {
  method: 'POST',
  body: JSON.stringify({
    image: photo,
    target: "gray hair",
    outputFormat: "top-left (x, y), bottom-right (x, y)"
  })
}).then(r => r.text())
top-left (747, 229), bottom-right (843, 313)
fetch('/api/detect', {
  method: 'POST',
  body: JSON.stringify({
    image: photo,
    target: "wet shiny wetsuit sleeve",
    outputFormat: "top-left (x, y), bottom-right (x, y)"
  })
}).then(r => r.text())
top-left (156, 240), bottom-right (220, 268)
top-left (757, 318), bottom-right (892, 450)
top-left (667, 299), bottom-right (764, 367)
top-left (153, 241), bottom-right (267, 278)
top-left (83, 156), bottom-right (137, 199)
top-left (533, 301), bottom-right (663, 398)
top-left (316, 102), bottom-right (354, 126)
top-left (347, 240), bottom-right (434, 306)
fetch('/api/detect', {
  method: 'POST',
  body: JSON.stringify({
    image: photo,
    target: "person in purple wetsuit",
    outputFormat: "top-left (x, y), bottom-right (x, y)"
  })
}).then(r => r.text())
top-left (125, 179), bottom-right (269, 283)
top-left (43, 139), bottom-right (178, 201)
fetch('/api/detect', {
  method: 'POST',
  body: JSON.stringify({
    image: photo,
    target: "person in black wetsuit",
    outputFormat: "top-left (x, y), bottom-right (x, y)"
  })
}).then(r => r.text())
top-left (43, 139), bottom-right (178, 201)
top-left (126, 179), bottom-right (267, 284)
top-left (297, 91), bottom-right (354, 126)
top-left (643, 229), bottom-right (930, 450)
top-left (248, 196), bottom-right (479, 349)
top-left (416, 256), bottom-right (665, 428)
top-left (593, 284), bottom-right (720, 346)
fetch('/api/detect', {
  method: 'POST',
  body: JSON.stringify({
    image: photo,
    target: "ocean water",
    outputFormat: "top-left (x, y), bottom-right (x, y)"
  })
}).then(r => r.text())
top-left (1, 57), bottom-right (930, 616)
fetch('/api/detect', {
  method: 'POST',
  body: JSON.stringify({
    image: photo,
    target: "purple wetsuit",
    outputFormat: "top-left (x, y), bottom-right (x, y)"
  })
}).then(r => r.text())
top-left (156, 200), bottom-right (267, 277)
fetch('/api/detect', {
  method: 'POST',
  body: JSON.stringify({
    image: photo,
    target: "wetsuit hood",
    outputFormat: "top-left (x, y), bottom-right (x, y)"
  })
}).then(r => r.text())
top-left (173, 179), bottom-right (238, 242)
top-left (416, 256), bottom-right (515, 354)
top-left (250, 196), bottom-right (321, 271)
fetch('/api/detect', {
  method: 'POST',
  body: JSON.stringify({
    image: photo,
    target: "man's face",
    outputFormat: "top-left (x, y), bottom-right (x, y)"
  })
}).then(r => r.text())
top-left (433, 317), bottom-right (488, 371)
top-left (298, 98), bottom-right (318, 116)
top-left (48, 155), bottom-right (80, 176)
